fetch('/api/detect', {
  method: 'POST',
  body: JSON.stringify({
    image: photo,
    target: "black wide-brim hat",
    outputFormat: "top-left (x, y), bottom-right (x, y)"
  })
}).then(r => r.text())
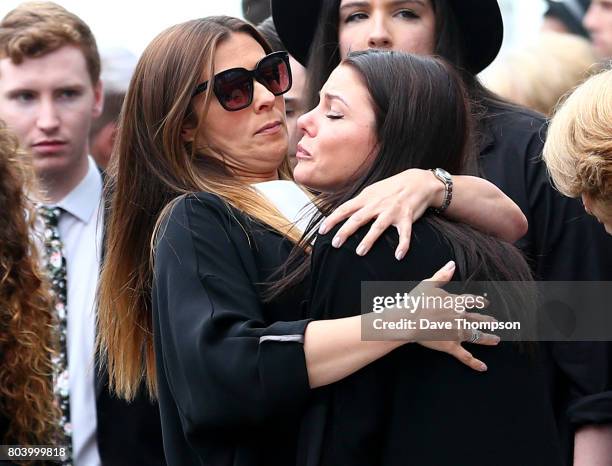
top-left (272, 0), bottom-right (504, 74)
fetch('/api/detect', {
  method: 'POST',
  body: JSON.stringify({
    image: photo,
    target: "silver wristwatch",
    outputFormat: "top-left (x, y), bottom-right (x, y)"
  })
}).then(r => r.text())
top-left (430, 168), bottom-right (453, 214)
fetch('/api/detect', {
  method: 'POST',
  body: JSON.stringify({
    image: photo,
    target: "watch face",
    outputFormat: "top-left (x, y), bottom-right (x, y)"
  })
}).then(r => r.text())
top-left (435, 168), bottom-right (451, 183)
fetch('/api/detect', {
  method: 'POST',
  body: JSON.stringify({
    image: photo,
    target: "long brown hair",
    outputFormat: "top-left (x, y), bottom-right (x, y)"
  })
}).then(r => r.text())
top-left (97, 16), bottom-right (302, 401)
top-left (271, 51), bottom-right (533, 332)
top-left (0, 123), bottom-right (59, 450)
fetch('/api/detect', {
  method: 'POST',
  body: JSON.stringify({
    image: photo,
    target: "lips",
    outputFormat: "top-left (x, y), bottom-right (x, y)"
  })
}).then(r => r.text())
top-left (255, 120), bottom-right (282, 135)
top-left (296, 143), bottom-right (312, 159)
top-left (32, 140), bottom-right (67, 154)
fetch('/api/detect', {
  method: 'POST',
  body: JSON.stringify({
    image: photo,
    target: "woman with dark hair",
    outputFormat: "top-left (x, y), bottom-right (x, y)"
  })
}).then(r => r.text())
top-left (272, 0), bottom-right (612, 462)
top-left (97, 15), bottom-right (522, 466)
top-left (0, 123), bottom-right (60, 458)
top-left (283, 49), bottom-right (560, 465)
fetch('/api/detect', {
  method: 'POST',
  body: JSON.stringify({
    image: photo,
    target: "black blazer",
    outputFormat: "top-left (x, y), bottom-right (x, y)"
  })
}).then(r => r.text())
top-left (97, 170), bottom-right (165, 465)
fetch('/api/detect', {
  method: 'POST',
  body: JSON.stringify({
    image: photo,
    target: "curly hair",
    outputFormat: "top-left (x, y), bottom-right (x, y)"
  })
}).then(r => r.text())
top-left (0, 123), bottom-right (60, 452)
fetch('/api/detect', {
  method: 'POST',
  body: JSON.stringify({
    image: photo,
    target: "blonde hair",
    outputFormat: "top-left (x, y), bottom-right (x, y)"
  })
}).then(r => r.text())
top-left (543, 68), bottom-right (612, 203)
top-left (0, 1), bottom-right (100, 84)
top-left (97, 16), bottom-right (303, 401)
top-left (483, 32), bottom-right (598, 116)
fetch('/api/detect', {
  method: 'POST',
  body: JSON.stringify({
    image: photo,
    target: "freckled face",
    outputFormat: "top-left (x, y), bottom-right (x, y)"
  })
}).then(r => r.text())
top-left (293, 64), bottom-right (377, 192)
top-left (0, 45), bottom-right (102, 181)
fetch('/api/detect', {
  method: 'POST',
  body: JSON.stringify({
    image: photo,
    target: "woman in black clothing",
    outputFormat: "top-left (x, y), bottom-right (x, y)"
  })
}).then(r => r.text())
top-left (284, 49), bottom-right (562, 465)
top-left (272, 0), bottom-right (612, 461)
top-left (97, 16), bottom-right (532, 466)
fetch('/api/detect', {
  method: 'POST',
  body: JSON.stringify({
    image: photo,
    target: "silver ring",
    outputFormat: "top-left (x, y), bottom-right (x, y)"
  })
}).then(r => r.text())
top-left (469, 329), bottom-right (481, 343)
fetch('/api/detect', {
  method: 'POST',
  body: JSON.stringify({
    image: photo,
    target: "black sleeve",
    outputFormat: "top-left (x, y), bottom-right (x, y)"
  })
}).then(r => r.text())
top-left (153, 194), bottom-right (312, 434)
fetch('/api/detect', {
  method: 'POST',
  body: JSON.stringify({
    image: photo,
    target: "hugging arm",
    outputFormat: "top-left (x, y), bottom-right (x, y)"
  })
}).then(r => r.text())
top-left (154, 195), bottom-right (496, 435)
top-left (321, 169), bottom-right (527, 258)
top-left (304, 226), bottom-right (499, 389)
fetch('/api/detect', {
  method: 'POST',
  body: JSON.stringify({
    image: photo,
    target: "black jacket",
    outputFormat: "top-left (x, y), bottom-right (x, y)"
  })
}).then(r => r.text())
top-left (152, 193), bottom-right (312, 466)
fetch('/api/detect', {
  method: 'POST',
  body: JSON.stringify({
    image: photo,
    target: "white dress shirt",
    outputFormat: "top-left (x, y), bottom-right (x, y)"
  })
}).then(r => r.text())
top-left (42, 157), bottom-right (103, 466)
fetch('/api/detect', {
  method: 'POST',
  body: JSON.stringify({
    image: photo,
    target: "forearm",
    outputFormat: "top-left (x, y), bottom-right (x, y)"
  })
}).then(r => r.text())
top-left (574, 424), bottom-right (612, 466)
top-left (443, 175), bottom-right (528, 242)
top-left (303, 316), bottom-right (404, 389)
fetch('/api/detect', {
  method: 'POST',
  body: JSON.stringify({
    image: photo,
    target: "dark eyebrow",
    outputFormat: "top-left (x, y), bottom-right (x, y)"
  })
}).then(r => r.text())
top-left (340, 0), bottom-right (425, 11)
top-left (321, 91), bottom-right (349, 108)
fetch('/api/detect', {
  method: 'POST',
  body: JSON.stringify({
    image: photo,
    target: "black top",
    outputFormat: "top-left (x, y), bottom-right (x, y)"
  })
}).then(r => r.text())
top-left (297, 106), bottom-right (612, 466)
top-left (478, 105), bottom-right (612, 458)
top-left (152, 193), bottom-right (312, 466)
top-left (298, 220), bottom-right (567, 466)
top-left (478, 104), bottom-right (612, 282)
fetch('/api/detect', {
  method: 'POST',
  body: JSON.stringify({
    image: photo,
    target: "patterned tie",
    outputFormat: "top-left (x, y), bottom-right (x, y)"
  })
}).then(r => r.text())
top-left (38, 206), bottom-right (72, 465)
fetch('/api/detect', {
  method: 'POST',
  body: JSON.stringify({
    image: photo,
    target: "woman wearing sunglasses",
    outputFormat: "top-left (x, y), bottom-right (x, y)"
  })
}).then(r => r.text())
top-left (98, 17), bottom-right (529, 466)
top-left (272, 0), bottom-right (612, 462)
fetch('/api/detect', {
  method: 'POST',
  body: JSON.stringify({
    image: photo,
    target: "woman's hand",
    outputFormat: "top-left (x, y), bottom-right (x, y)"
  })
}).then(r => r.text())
top-left (320, 169), bottom-right (528, 259)
top-left (412, 261), bottom-right (500, 372)
top-left (320, 169), bottom-right (436, 259)
top-left (368, 261), bottom-right (500, 372)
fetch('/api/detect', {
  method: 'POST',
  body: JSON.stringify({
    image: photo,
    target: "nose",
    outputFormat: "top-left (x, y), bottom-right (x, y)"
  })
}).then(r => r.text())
top-left (252, 80), bottom-right (276, 113)
top-left (583, 4), bottom-right (598, 33)
top-left (297, 109), bottom-right (316, 137)
top-left (36, 97), bottom-right (60, 133)
top-left (367, 16), bottom-right (392, 49)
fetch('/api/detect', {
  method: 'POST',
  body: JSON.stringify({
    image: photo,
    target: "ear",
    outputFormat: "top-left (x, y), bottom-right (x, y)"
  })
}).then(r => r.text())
top-left (92, 79), bottom-right (104, 119)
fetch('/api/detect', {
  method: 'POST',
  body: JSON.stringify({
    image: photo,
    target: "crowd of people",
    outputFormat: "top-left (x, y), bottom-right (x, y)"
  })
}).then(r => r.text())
top-left (0, 1), bottom-right (611, 465)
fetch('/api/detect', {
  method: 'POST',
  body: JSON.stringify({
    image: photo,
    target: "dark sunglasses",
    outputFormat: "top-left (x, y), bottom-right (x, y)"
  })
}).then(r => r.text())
top-left (193, 51), bottom-right (292, 111)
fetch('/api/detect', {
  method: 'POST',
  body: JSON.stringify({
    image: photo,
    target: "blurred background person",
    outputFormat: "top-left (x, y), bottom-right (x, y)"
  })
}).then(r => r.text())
top-left (257, 17), bottom-right (307, 167)
top-left (544, 68), bottom-right (612, 235)
top-left (483, 32), bottom-right (598, 116)
top-left (0, 121), bottom-right (59, 460)
top-left (242, 0), bottom-right (269, 24)
top-left (584, 0), bottom-right (612, 61)
top-left (542, 0), bottom-right (591, 37)
top-left (90, 48), bottom-right (136, 170)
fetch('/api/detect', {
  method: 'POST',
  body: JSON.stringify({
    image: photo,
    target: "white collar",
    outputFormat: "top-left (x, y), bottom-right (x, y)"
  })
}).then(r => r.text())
top-left (52, 156), bottom-right (102, 223)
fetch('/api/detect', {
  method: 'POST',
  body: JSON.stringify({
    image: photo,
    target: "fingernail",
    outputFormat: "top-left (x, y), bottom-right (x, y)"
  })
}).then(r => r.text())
top-left (319, 222), bottom-right (328, 234)
top-left (332, 236), bottom-right (342, 248)
top-left (493, 336), bottom-right (501, 345)
top-left (356, 244), bottom-right (367, 256)
top-left (443, 260), bottom-right (455, 271)
top-left (395, 249), bottom-right (405, 261)
top-left (479, 363), bottom-right (488, 371)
